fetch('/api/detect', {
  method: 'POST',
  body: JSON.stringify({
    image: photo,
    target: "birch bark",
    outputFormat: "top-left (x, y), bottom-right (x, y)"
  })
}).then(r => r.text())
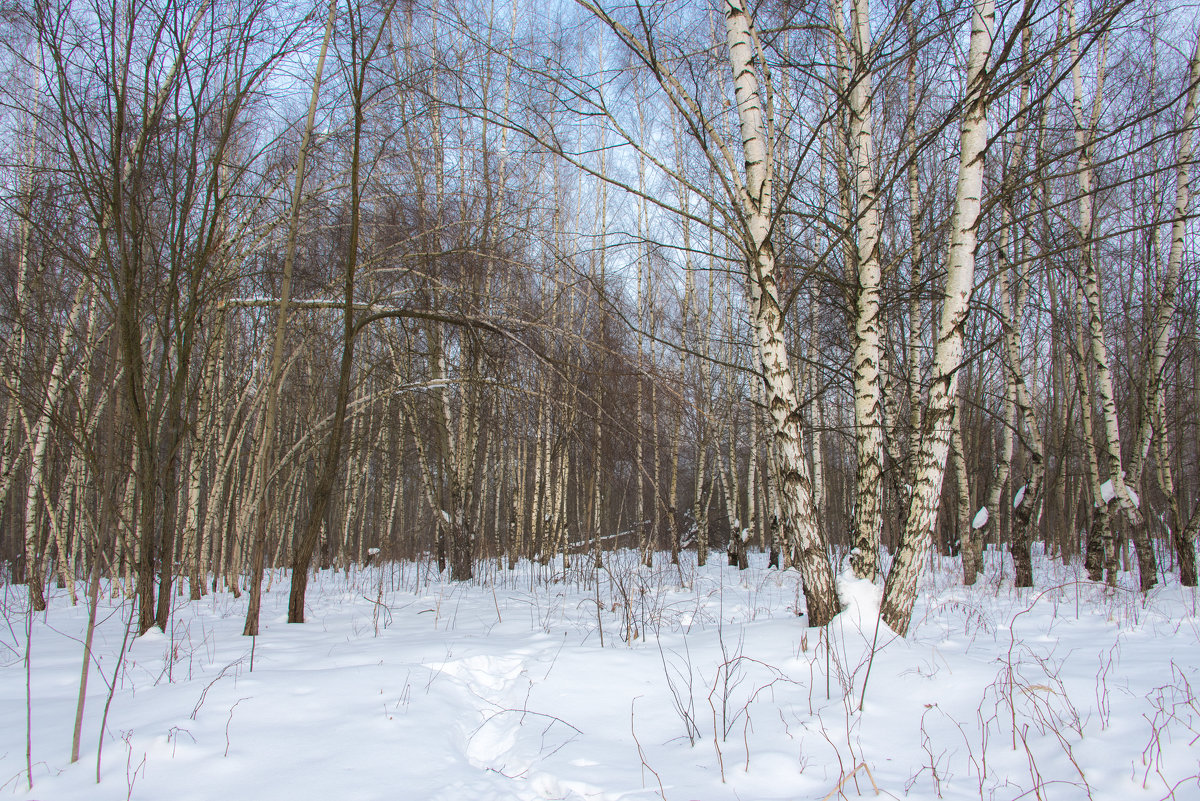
top-left (1058, 274), bottom-right (1116, 584)
top-left (1129, 33), bottom-right (1200, 586)
top-left (1152, 395), bottom-right (1191, 584)
top-left (881, 0), bottom-right (994, 635)
top-left (724, 0), bottom-right (838, 624)
top-left (0, 67), bottom-right (40, 522)
top-left (904, 6), bottom-right (924, 485)
top-left (1069, 3), bottom-right (1156, 591)
top-left (951, 409), bottom-right (977, 583)
top-left (847, 0), bottom-right (884, 581)
top-left (22, 284), bottom-right (90, 611)
top-left (991, 26), bottom-right (1044, 588)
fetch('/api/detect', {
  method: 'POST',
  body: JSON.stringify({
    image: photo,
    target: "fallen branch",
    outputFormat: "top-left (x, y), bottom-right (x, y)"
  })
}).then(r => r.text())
top-left (822, 761), bottom-right (881, 800)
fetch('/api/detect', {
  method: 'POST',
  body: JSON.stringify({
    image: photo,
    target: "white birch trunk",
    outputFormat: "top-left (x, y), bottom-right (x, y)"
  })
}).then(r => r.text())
top-left (847, 0), bottom-right (884, 581)
top-left (23, 283), bottom-right (91, 610)
top-left (1069, 5), bottom-right (1155, 590)
top-left (184, 315), bottom-right (225, 600)
top-left (0, 68), bottom-right (41, 517)
top-left (532, 395), bottom-right (550, 562)
top-left (1153, 394), bottom-right (1193, 584)
top-left (693, 223), bottom-right (718, 566)
top-left (905, 6), bottom-right (925, 480)
top-left (670, 129), bottom-right (693, 566)
top-left (881, 0), bottom-right (994, 635)
top-left (950, 409), bottom-right (977, 584)
top-left (1069, 296), bottom-right (1115, 585)
top-left (725, 0), bottom-right (838, 624)
top-left (118, 446), bottom-right (140, 598)
top-left (1004, 267), bottom-right (1047, 586)
top-left (634, 90), bottom-right (652, 566)
top-left (514, 435), bottom-right (527, 563)
top-left (407, 412), bottom-right (444, 569)
top-left (1128, 34), bottom-right (1200, 574)
top-left (808, 289), bottom-right (826, 559)
top-left (997, 31), bottom-right (1045, 587)
top-left (491, 431), bottom-right (507, 563)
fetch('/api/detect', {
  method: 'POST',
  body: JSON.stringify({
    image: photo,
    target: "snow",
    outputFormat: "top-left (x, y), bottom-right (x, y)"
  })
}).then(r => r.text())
top-left (5, 549), bottom-right (1200, 800)
top-left (834, 570), bottom-right (886, 633)
top-left (971, 506), bottom-right (989, 529)
top-left (136, 625), bottom-right (166, 642)
top-left (1013, 484), bottom-right (1027, 508)
top-left (1099, 480), bottom-right (1140, 508)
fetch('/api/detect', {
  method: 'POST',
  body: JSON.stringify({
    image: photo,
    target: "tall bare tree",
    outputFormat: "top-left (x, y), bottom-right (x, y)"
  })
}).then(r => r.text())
top-left (882, 0), bottom-right (996, 635)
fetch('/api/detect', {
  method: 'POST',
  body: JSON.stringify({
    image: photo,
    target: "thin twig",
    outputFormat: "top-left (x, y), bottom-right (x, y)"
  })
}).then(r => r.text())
top-left (631, 697), bottom-right (667, 799)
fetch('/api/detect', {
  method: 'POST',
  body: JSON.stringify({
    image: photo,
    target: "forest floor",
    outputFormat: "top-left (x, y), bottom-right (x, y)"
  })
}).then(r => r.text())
top-left (2, 547), bottom-right (1199, 800)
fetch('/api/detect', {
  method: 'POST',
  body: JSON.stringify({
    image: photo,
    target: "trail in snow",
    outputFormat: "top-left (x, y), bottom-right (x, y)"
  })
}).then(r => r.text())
top-left (2, 547), bottom-right (1199, 800)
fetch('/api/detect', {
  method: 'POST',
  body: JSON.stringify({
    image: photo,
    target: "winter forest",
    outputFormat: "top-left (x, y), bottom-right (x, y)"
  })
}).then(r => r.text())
top-left (3, 0), bottom-right (1200, 797)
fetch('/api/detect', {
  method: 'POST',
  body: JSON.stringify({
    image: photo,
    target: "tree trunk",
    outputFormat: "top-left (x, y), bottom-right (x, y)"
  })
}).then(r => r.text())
top-left (245, 0), bottom-right (336, 635)
top-left (1129, 32), bottom-right (1200, 494)
top-left (1069, 4), bottom-right (1155, 591)
top-left (1067, 293), bottom-right (1114, 585)
top-left (724, 0), bottom-right (839, 624)
top-left (846, 0), bottom-right (884, 582)
top-left (881, 0), bottom-right (993, 636)
top-left (1154, 396), bottom-right (1196, 585)
top-left (1131, 33), bottom-right (1200, 587)
top-left (288, 5), bottom-right (390, 619)
top-left (23, 283), bottom-right (91, 611)
top-left (952, 407), bottom-right (982, 585)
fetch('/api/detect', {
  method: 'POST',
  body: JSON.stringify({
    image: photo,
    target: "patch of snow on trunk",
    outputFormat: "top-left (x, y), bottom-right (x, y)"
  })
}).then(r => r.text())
top-left (971, 506), bottom-right (989, 530)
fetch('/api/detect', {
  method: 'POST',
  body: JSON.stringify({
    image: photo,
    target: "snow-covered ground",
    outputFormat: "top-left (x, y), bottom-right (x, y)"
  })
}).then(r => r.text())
top-left (3, 548), bottom-right (1198, 800)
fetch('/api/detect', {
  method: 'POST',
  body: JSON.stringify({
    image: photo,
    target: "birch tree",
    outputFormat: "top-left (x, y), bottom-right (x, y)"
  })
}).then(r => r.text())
top-left (1068, 1), bottom-right (1156, 592)
top-left (996, 24), bottom-right (1046, 588)
top-left (1127, 31), bottom-right (1200, 587)
top-left (723, 0), bottom-right (839, 623)
top-left (846, 0), bottom-right (885, 582)
top-left (881, 0), bottom-right (996, 635)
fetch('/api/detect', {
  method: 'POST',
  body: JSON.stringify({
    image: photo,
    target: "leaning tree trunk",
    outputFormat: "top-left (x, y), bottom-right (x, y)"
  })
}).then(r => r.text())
top-left (724, 0), bottom-right (839, 625)
top-left (23, 284), bottom-right (91, 611)
top-left (246, 0), bottom-right (336, 635)
top-left (1069, 6), bottom-right (1155, 591)
top-left (1128, 32), bottom-right (1200, 587)
top-left (881, 0), bottom-right (993, 636)
top-left (288, 8), bottom-right (387, 620)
